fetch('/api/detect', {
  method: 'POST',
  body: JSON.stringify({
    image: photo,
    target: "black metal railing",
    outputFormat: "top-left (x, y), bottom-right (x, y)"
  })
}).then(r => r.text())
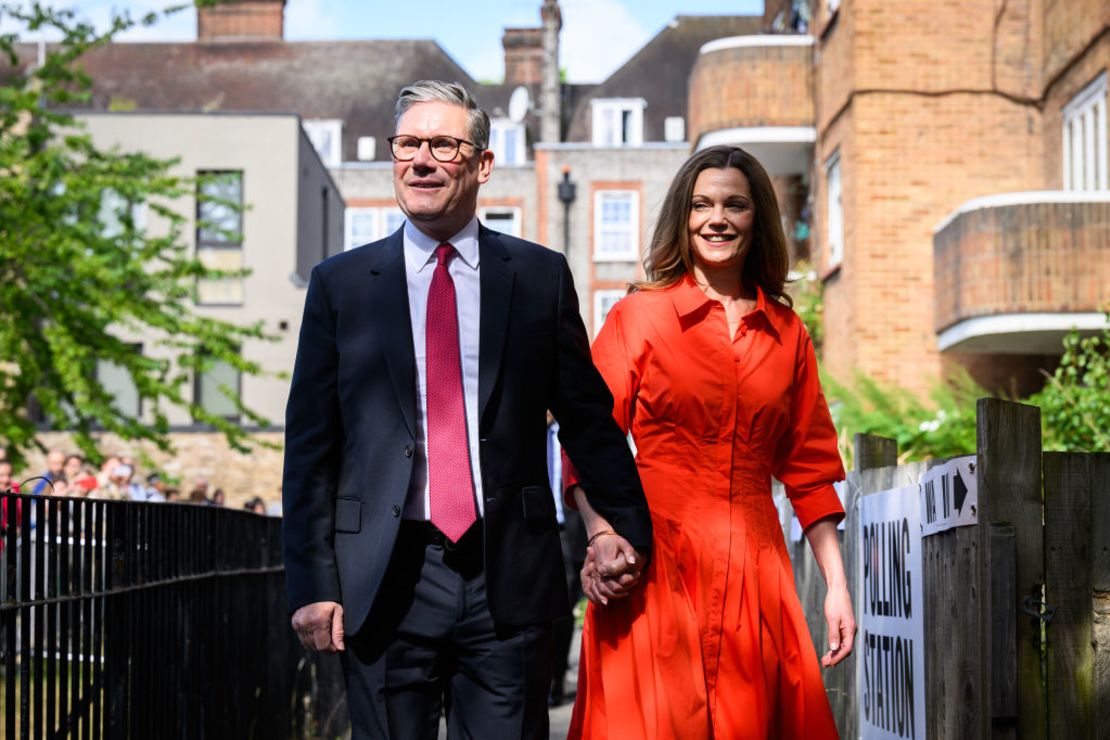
top-left (0, 492), bottom-right (347, 738)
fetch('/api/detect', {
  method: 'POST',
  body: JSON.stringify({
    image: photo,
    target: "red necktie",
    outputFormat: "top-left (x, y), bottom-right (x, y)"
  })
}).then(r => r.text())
top-left (426, 243), bottom-right (477, 542)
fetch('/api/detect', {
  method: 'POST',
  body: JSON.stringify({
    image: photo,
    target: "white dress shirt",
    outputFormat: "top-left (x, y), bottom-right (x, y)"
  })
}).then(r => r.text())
top-left (401, 216), bottom-right (485, 520)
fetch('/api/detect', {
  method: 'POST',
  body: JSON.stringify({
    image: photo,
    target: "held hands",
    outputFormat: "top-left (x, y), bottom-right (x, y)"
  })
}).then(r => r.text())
top-left (291, 601), bottom-right (346, 653)
top-left (580, 531), bottom-right (645, 606)
top-left (821, 583), bottom-right (856, 667)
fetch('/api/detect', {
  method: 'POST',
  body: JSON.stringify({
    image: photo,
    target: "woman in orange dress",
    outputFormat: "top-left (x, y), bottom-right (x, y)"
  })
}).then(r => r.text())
top-left (565, 146), bottom-right (855, 739)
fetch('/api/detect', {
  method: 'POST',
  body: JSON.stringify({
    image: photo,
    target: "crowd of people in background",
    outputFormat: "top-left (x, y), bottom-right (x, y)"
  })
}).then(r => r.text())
top-left (0, 446), bottom-right (274, 515)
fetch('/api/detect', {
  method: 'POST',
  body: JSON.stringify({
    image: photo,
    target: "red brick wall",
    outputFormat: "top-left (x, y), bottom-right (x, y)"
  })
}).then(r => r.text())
top-left (1044, 0), bottom-right (1110, 84)
top-left (813, 0), bottom-right (1055, 393)
top-left (689, 42), bottom-right (814, 141)
top-left (198, 1), bottom-right (284, 41)
top-left (503, 27), bottom-right (544, 86)
top-left (1042, 34), bottom-right (1110, 188)
top-left (935, 199), bottom-right (1110, 331)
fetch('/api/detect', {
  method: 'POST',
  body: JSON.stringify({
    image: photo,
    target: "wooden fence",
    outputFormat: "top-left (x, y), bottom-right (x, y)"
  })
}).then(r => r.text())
top-left (779, 398), bottom-right (1110, 738)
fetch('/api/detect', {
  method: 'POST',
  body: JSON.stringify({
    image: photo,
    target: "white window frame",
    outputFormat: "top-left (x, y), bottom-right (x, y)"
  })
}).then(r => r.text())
top-left (664, 116), bottom-right (686, 143)
top-left (345, 207), bottom-right (379, 250)
top-left (480, 206), bottom-right (523, 238)
top-left (593, 290), bottom-right (625, 337)
top-left (345, 206), bottom-right (405, 250)
top-left (590, 98), bottom-right (647, 147)
top-left (593, 190), bottom-right (640, 262)
top-left (489, 118), bottom-right (527, 166)
top-left (303, 119), bottom-right (344, 167)
top-left (825, 151), bottom-right (844, 270)
top-left (1062, 72), bottom-right (1108, 191)
top-left (356, 136), bottom-right (376, 162)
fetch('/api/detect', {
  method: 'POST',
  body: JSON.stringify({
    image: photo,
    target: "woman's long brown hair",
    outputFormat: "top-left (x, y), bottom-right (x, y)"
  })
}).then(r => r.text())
top-left (635, 146), bottom-right (792, 306)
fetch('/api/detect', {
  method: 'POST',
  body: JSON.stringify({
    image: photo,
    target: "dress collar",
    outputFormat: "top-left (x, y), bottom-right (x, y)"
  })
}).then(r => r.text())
top-left (670, 272), bottom-right (785, 338)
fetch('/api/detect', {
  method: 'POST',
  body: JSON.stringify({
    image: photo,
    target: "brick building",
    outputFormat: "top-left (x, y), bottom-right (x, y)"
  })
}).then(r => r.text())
top-left (10, 0), bottom-right (1108, 490)
top-left (690, 0), bottom-right (1109, 395)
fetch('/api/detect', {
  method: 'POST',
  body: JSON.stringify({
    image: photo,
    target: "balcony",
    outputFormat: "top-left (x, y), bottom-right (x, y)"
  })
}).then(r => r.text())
top-left (934, 192), bottom-right (1110, 353)
top-left (688, 34), bottom-right (814, 175)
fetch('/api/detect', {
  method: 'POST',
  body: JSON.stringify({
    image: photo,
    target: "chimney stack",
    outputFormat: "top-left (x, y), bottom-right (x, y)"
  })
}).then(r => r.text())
top-left (540, 0), bottom-right (561, 143)
top-left (502, 28), bottom-right (544, 86)
top-left (198, 0), bottom-right (286, 42)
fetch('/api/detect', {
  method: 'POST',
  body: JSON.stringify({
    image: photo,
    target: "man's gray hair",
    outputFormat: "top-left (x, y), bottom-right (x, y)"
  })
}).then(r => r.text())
top-left (395, 80), bottom-right (491, 151)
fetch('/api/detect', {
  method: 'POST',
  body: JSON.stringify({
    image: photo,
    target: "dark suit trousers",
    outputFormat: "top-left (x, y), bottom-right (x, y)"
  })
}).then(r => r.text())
top-left (342, 522), bottom-right (553, 739)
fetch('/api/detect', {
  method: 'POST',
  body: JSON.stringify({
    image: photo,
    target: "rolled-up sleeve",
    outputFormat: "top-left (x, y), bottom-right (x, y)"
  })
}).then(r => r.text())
top-left (773, 328), bottom-right (846, 531)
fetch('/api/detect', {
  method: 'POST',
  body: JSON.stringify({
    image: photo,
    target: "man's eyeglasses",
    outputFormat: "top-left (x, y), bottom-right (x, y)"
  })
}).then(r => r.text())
top-left (387, 135), bottom-right (482, 163)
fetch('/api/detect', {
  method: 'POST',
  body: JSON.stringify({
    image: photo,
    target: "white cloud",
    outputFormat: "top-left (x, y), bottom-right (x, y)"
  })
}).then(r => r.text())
top-left (284, 0), bottom-right (343, 40)
top-left (559, 0), bottom-right (649, 83)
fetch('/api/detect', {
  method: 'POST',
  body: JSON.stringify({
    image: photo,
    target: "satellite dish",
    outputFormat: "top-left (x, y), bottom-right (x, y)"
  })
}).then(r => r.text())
top-left (508, 86), bottom-right (531, 123)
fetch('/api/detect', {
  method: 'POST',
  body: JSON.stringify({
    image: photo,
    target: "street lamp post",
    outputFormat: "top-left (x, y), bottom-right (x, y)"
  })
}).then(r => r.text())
top-left (557, 165), bottom-right (576, 259)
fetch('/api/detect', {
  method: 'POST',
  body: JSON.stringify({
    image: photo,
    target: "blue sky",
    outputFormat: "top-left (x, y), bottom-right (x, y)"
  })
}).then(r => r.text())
top-left (3, 0), bottom-right (763, 82)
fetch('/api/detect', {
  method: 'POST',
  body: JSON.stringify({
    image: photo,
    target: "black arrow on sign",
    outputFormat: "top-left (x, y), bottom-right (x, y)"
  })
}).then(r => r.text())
top-left (953, 469), bottom-right (969, 514)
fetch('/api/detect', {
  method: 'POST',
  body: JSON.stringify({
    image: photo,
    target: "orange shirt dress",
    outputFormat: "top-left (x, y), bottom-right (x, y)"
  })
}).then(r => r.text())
top-left (566, 275), bottom-right (845, 739)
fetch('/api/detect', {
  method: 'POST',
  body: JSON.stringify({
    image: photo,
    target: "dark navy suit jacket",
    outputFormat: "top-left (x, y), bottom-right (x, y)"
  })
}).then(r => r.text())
top-left (282, 225), bottom-right (651, 633)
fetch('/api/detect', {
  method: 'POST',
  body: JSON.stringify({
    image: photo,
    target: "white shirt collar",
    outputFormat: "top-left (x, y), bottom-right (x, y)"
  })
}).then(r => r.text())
top-left (404, 216), bottom-right (481, 274)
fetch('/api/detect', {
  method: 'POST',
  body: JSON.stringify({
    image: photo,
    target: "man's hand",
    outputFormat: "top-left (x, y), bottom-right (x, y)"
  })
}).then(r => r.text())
top-left (580, 532), bottom-right (645, 606)
top-left (291, 601), bottom-right (345, 653)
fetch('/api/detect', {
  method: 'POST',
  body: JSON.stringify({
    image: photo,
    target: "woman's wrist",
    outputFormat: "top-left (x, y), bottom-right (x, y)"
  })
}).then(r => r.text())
top-left (587, 529), bottom-right (616, 547)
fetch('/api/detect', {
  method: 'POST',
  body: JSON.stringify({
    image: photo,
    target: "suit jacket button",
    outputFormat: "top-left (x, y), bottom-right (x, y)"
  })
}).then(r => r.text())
top-left (485, 497), bottom-right (496, 505)
top-left (404, 445), bottom-right (413, 458)
top-left (391, 505), bottom-right (401, 517)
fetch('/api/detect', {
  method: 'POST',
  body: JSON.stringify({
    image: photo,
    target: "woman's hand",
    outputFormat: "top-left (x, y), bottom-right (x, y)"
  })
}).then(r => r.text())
top-left (580, 540), bottom-right (643, 606)
top-left (821, 582), bottom-right (856, 667)
top-left (804, 518), bottom-right (856, 667)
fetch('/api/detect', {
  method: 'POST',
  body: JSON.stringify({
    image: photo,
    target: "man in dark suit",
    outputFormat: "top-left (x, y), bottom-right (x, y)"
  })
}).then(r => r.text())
top-left (282, 80), bottom-right (651, 739)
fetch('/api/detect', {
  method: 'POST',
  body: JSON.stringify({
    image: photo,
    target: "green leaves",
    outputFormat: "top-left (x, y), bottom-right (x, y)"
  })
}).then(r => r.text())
top-left (0, 2), bottom-right (276, 469)
top-left (1029, 317), bottom-right (1110, 452)
top-left (825, 370), bottom-right (982, 466)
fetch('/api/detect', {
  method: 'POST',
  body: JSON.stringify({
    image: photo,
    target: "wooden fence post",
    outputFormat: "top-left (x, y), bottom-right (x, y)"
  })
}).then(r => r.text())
top-left (855, 433), bottom-right (898, 475)
top-left (976, 398), bottom-right (1043, 739)
top-left (1044, 452), bottom-right (1110, 739)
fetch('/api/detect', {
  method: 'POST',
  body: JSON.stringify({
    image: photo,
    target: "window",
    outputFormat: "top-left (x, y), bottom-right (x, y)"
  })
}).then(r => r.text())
top-left (344, 206), bottom-right (406, 250)
top-left (356, 136), bottom-right (376, 161)
top-left (1063, 72), bottom-right (1108, 191)
top-left (590, 99), bottom-right (646, 147)
top-left (593, 290), bottom-right (625, 336)
top-left (480, 207), bottom-right (522, 237)
top-left (304, 119), bottom-right (343, 167)
top-left (594, 190), bottom-right (639, 261)
top-left (664, 117), bottom-right (686, 143)
top-left (489, 119), bottom-right (526, 165)
top-left (99, 189), bottom-right (147, 239)
top-left (96, 344), bottom-right (142, 418)
top-left (825, 152), bottom-right (843, 270)
top-left (195, 355), bottom-right (240, 422)
top-left (196, 171), bottom-right (244, 305)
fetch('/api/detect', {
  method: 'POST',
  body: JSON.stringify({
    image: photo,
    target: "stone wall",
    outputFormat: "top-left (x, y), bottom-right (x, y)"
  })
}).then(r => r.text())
top-left (20, 431), bottom-right (285, 510)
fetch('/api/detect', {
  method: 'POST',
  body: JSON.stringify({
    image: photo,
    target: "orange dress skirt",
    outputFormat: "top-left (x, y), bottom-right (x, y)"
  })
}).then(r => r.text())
top-left (566, 277), bottom-right (844, 739)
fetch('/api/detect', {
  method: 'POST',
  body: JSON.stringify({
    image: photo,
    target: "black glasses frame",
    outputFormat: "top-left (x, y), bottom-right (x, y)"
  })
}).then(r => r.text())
top-left (387, 135), bottom-right (481, 163)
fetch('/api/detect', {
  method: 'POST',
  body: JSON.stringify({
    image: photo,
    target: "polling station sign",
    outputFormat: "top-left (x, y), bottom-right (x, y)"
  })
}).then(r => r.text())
top-left (920, 455), bottom-right (977, 537)
top-left (858, 484), bottom-right (926, 740)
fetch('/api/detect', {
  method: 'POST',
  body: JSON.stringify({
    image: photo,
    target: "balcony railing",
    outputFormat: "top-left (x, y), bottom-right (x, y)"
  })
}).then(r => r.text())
top-left (933, 191), bottom-right (1110, 353)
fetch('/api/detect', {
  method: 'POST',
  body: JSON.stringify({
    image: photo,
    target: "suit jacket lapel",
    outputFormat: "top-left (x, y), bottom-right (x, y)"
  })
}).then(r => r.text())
top-left (478, 226), bottom-right (513, 430)
top-left (368, 229), bottom-right (417, 439)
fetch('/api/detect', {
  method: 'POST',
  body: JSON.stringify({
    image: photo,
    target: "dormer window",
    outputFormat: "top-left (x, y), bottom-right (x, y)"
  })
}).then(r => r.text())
top-left (489, 118), bottom-right (526, 166)
top-left (303, 119), bottom-right (343, 167)
top-left (591, 99), bottom-right (646, 147)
